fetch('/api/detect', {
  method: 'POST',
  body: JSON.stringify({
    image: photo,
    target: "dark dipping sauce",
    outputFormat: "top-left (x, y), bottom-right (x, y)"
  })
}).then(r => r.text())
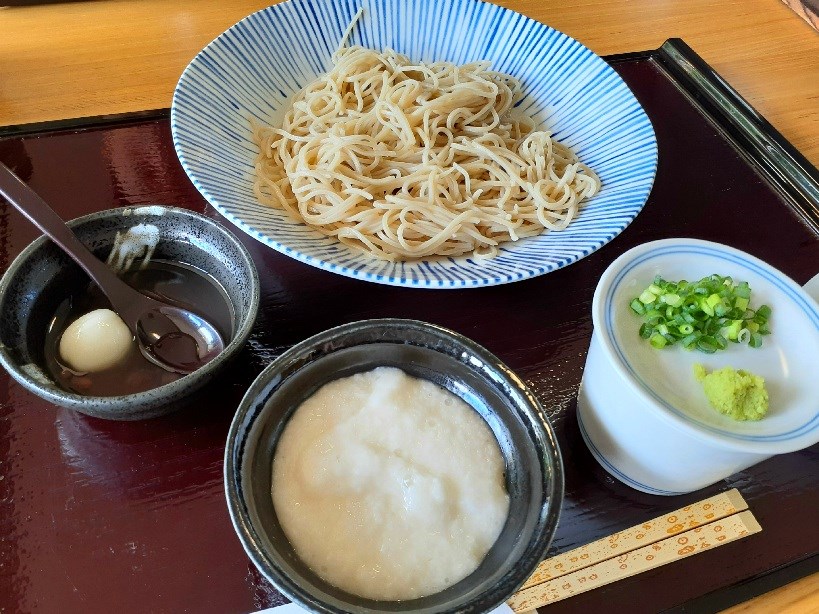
top-left (44, 260), bottom-right (234, 397)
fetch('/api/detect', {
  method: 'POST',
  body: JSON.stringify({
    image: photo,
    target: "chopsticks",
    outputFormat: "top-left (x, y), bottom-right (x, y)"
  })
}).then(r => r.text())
top-left (507, 489), bottom-right (760, 612)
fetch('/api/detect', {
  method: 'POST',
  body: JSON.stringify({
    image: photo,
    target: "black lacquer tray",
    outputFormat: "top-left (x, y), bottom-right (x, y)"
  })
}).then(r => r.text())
top-left (0, 40), bottom-right (817, 614)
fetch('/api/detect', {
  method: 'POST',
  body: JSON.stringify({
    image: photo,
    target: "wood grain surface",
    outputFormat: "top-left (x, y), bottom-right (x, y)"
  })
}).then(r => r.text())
top-left (0, 1), bottom-right (817, 612)
top-left (1, 0), bottom-right (818, 167)
top-left (781, 0), bottom-right (819, 30)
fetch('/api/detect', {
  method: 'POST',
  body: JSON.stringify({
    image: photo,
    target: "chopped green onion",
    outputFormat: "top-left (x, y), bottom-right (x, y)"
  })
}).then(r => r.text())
top-left (629, 274), bottom-right (771, 352)
top-left (639, 290), bottom-right (656, 304)
top-left (661, 293), bottom-right (682, 307)
top-left (706, 294), bottom-right (722, 309)
top-left (701, 298), bottom-right (715, 317)
top-left (724, 320), bottom-right (742, 341)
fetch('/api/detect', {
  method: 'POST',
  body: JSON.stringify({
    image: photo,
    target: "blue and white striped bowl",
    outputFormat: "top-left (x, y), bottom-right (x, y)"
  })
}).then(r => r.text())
top-left (171, 0), bottom-right (658, 288)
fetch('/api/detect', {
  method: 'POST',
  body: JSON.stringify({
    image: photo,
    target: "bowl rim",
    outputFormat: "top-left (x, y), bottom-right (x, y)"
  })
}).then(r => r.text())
top-left (0, 205), bottom-right (260, 416)
top-left (170, 0), bottom-right (658, 289)
top-left (591, 237), bottom-right (819, 455)
top-left (224, 318), bottom-right (564, 613)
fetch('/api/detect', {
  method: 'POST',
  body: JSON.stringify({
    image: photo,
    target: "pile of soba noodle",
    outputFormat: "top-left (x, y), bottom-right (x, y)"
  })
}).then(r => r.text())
top-left (252, 45), bottom-right (600, 261)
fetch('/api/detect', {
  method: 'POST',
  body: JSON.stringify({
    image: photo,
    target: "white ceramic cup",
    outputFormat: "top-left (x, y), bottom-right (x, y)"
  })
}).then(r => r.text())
top-left (577, 239), bottom-right (819, 495)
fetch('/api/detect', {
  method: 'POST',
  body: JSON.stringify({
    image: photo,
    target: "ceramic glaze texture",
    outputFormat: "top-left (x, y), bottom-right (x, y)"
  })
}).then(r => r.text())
top-left (0, 206), bottom-right (260, 419)
top-left (225, 320), bottom-right (564, 614)
top-left (171, 0), bottom-right (658, 287)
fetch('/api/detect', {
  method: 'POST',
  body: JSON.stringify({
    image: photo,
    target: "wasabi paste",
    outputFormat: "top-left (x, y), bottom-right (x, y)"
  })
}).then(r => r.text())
top-left (693, 364), bottom-right (769, 421)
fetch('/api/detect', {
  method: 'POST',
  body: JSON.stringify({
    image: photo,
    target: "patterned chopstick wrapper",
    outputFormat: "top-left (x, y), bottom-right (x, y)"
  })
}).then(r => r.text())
top-left (508, 510), bottom-right (761, 611)
top-left (519, 488), bottom-right (748, 591)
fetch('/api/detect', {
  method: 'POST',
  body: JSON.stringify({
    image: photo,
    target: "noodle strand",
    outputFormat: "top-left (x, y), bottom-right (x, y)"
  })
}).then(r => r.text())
top-left (252, 46), bottom-right (601, 261)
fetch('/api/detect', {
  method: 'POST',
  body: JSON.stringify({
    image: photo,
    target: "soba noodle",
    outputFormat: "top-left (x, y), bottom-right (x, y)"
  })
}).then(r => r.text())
top-left (251, 45), bottom-right (600, 261)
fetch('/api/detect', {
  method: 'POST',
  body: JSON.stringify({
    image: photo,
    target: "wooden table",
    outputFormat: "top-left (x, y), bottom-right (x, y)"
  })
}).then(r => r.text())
top-left (1, 1), bottom-right (817, 612)
top-left (2, 0), bottom-right (818, 168)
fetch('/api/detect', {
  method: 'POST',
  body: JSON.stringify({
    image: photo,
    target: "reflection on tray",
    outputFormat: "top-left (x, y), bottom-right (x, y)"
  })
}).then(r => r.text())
top-left (0, 39), bottom-right (817, 614)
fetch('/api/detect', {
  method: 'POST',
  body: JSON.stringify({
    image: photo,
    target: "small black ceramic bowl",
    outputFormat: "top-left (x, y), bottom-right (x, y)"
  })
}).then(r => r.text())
top-left (0, 205), bottom-right (259, 420)
top-left (225, 319), bottom-right (564, 614)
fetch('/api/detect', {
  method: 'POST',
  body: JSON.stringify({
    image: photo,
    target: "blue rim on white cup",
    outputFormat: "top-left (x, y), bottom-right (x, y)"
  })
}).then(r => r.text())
top-left (577, 238), bottom-right (819, 495)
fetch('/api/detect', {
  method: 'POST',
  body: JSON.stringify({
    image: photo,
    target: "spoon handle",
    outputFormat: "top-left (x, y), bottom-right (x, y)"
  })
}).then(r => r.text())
top-left (0, 163), bottom-right (152, 323)
top-left (0, 163), bottom-right (221, 374)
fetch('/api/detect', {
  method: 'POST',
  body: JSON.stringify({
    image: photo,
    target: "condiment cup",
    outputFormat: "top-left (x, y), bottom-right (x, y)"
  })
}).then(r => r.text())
top-left (578, 238), bottom-right (819, 495)
top-left (0, 205), bottom-right (259, 420)
top-left (225, 319), bottom-right (564, 614)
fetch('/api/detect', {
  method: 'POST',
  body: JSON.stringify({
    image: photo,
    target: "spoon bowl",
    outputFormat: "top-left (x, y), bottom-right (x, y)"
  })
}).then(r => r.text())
top-left (0, 205), bottom-right (260, 419)
top-left (0, 162), bottom-right (224, 374)
top-left (137, 305), bottom-right (225, 374)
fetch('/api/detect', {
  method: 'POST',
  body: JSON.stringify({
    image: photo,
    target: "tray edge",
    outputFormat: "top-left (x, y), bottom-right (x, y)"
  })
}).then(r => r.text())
top-left (0, 108), bottom-right (170, 139)
top-left (654, 38), bottom-right (819, 236)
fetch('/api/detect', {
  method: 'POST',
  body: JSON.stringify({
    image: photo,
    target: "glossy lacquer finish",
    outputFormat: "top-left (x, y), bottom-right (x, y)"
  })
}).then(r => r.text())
top-left (1, 56), bottom-right (817, 613)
